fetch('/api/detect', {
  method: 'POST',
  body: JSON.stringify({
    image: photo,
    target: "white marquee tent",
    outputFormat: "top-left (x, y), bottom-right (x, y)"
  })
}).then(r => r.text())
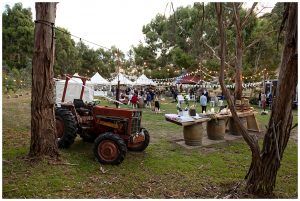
top-left (110, 73), bottom-right (133, 85)
top-left (90, 72), bottom-right (110, 85)
top-left (55, 73), bottom-right (94, 103)
top-left (134, 74), bottom-right (157, 86)
top-left (91, 72), bottom-right (110, 96)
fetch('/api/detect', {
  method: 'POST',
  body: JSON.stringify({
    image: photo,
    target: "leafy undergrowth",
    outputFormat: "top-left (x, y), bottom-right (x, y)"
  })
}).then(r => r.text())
top-left (2, 93), bottom-right (298, 198)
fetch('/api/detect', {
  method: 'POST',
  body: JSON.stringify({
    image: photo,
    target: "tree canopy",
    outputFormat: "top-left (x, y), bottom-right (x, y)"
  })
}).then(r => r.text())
top-left (132, 3), bottom-right (284, 81)
top-left (2, 2), bottom-right (284, 91)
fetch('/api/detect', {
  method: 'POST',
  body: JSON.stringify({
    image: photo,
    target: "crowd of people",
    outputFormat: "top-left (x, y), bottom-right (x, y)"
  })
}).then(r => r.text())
top-left (107, 83), bottom-right (278, 116)
top-left (109, 85), bottom-right (225, 114)
top-left (117, 87), bottom-right (162, 113)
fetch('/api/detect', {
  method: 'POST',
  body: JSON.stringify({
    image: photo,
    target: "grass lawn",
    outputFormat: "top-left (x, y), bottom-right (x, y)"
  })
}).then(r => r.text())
top-left (2, 92), bottom-right (298, 198)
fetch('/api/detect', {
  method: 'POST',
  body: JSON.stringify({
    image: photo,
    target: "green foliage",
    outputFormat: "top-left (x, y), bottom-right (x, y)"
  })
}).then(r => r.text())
top-left (2, 3), bottom-right (34, 70)
top-left (170, 47), bottom-right (196, 69)
top-left (132, 2), bottom-right (284, 80)
top-left (54, 28), bottom-right (80, 75)
top-left (2, 2), bottom-right (284, 83)
top-left (2, 3), bottom-right (121, 80)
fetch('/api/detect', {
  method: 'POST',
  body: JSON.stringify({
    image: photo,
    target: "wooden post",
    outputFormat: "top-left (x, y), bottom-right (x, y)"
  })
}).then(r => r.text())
top-left (61, 76), bottom-right (69, 102)
top-left (29, 2), bottom-right (59, 158)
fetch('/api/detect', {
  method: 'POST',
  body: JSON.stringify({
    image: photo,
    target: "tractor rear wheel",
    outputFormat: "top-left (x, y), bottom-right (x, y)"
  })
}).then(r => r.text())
top-left (55, 108), bottom-right (77, 148)
top-left (94, 132), bottom-right (127, 165)
top-left (128, 128), bottom-right (150, 152)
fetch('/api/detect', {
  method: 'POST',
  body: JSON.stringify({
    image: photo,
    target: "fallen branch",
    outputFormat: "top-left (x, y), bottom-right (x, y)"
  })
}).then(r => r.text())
top-left (48, 161), bottom-right (79, 166)
top-left (3, 159), bottom-right (11, 164)
top-left (3, 188), bottom-right (18, 193)
top-left (222, 194), bottom-right (232, 199)
top-left (99, 165), bottom-right (109, 174)
top-left (291, 123), bottom-right (298, 130)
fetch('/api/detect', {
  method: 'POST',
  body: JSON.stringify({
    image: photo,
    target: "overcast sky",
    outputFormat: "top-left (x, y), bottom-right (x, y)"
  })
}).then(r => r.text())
top-left (2, 1), bottom-right (275, 53)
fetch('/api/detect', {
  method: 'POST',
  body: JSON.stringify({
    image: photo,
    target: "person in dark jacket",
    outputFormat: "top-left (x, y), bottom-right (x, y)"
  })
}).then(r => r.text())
top-left (146, 92), bottom-right (152, 108)
top-left (154, 96), bottom-right (160, 113)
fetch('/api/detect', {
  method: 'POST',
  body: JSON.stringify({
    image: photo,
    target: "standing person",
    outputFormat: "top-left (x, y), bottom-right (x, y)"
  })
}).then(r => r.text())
top-left (180, 84), bottom-right (183, 93)
top-left (174, 89), bottom-right (178, 102)
top-left (261, 92), bottom-right (267, 111)
top-left (267, 92), bottom-right (272, 107)
top-left (128, 91), bottom-right (133, 106)
top-left (154, 96), bottom-right (160, 113)
top-left (111, 87), bottom-right (115, 96)
top-left (200, 93), bottom-right (207, 113)
top-left (171, 87), bottom-right (176, 102)
top-left (146, 92), bottom-right (152, 108)
top-left (131, 93), bottom-right (138, 109)
top-left (140, 89), bottom-right (144, 97)
top-left (189, 88), bottom-right (194, 99)
top-left (149, 89), bottom-right (155, 102)
top-left (204, 89), bottom-right (210, 102)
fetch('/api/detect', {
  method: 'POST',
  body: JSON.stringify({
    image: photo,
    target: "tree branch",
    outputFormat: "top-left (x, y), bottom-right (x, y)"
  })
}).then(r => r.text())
top-left (245, 30), bottom-right (277, 50)
top-left (215, 2), bottom-right (261, 158)
top-left (241, 2), bottom-right (258, 28)
top-left (203, 40), bottom-right (232, 68)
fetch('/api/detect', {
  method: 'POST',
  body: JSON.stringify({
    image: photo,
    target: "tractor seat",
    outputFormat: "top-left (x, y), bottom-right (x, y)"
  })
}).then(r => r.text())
top-left (74, 99), bottom-right (85, 108)
top-left (73, 99), bottom-right (90, 115)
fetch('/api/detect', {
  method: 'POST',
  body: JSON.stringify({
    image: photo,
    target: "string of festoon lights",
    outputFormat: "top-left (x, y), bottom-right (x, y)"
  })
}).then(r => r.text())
top-left (200, 66), bottom-right (268, 81)
top-left (152, 67), bottom-right (269, 89)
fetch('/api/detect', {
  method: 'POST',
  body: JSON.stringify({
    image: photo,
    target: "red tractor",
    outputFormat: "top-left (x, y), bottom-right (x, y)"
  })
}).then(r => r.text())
top-left (55, 74), bottom-right (150, 165)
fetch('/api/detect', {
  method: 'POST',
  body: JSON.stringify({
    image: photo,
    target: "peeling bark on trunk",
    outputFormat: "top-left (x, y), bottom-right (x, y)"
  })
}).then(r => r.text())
top-left (246, 3), bottom-right (298, 195)
top-left (232, 3), bottom-right (243, 101)
top-left (29, 3), bottom-right (59, 158)
top-left (216, 2), bottom-right (298, 196)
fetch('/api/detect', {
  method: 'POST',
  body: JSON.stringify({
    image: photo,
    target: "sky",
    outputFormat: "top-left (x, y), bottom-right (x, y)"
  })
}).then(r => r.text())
top-left (2, 1), bottom-right (275, 54)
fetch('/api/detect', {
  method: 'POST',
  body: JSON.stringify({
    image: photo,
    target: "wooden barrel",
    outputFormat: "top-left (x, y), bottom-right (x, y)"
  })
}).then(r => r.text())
top-left (183, 122), bottom-right (206, 146)
top-left (229, 117), bottom-right (247, 136)
top-left (207, 119), bottom-right (226, 140)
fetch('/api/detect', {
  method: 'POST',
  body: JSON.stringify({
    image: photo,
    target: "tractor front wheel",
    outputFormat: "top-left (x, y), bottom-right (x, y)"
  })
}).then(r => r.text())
top-left (55, 108), bottom-right (77, 148)
top-left (128, 128), bottom-right (150, 152)
top-left (93, 133), bottom-right (127, 165)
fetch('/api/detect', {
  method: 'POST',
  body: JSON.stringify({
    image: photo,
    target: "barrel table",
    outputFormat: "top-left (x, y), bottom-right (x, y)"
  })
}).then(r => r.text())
top-left (207, 118), bottom-right (226, 140)
top-left (165, 111), bottom-right (260, 147)
top-left (165, 116), bottom-right (210, 146)
top-left (226, 111), bottom-right (261, 135)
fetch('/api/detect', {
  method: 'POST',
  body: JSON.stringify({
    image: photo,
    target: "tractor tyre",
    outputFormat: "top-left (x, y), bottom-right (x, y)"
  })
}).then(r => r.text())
top-left (128, 128), bottom-right (150, 152)
top-left (55, 108), bottom-right (77, 148)
top-left (94, 132), bottom-right (127, 165)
